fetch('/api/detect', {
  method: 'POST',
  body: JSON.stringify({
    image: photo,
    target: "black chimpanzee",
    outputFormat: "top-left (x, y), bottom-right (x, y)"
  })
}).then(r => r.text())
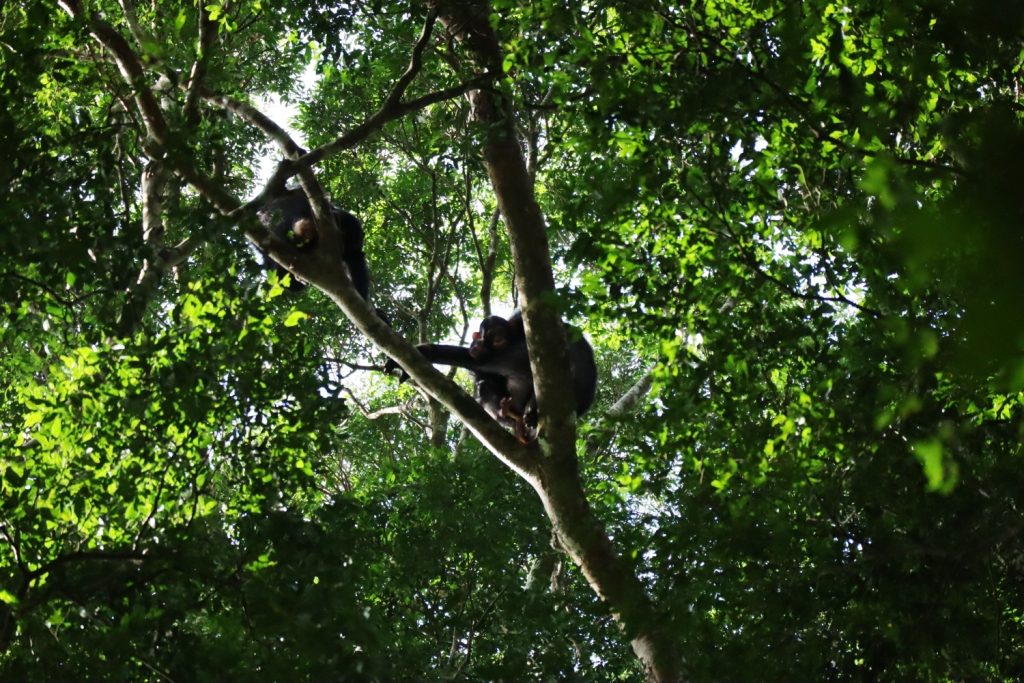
top-left (256, 187), bottom-right (370, 300)
top-left (390, 311), bottom-right (597, 443)
top-left (467, 313), bottom-right (540, 441)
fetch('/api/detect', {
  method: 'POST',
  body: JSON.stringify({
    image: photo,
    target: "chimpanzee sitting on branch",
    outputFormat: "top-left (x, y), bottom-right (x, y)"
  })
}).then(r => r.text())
top-left (388, 311), bottom-right (598, 443)
top-left (256, 187), bottom-right (370, 300)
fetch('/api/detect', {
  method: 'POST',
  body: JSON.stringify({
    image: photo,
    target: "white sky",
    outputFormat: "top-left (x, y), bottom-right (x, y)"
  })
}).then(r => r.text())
top-left (252, 92), bottom-right (307, 196)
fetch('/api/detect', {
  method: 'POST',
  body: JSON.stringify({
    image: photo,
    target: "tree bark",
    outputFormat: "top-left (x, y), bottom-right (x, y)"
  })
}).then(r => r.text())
top-left (430, 2), bottom-right (683, 680)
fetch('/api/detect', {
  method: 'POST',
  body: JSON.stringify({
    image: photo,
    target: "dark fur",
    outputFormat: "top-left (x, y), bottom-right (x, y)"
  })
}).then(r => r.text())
top-left (402, 311), bottom-right (597, 442)
top-left (256, 188), bottom-right (370, 299)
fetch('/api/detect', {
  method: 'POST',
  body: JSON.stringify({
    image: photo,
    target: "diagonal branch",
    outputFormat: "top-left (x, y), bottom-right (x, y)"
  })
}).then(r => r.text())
top-left (584, 368), bottom-right (656, 459)
top-left (58, 0), bottom-right (235, 334)
top-left (299, 72), bottom-right (498, 169)
top-left (383, 6), bottom-right (440, 109)
top-left (58, 0), bottom-right (237, 217)
top-left (199, 88), bottom-right (305, 159)
top-left (115, 0), bottom-right (149, 50)
top-left (607, 369), bottom-right (655, 419)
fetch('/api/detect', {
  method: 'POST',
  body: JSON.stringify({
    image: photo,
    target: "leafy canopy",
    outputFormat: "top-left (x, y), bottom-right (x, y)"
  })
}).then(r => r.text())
top-left (1, 0), bottom-right (1023, 680)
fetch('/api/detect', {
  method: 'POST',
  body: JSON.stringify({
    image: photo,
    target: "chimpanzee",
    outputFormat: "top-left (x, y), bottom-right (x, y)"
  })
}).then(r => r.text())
top-left (256, 187), bottom-right (370, 300)
top-left (390, 311), bottom-right (597, 443)
top-left (466, 313), bottom-right (539, 441)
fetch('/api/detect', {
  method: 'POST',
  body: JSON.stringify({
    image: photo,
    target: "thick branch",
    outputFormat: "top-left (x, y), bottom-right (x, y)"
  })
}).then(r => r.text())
top-left (314, 266), bottom-right (542, 480)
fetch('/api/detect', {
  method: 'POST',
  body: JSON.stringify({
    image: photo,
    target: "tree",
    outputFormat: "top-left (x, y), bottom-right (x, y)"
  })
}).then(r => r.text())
top-left (1, 0), bottom-right (1023, 681)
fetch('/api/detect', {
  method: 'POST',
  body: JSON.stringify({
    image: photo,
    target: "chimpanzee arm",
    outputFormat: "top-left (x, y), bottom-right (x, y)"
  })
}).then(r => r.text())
top-left (415, 344), bottom-right (478, 370)
top-left (382, 342), bottom-right (479, 381)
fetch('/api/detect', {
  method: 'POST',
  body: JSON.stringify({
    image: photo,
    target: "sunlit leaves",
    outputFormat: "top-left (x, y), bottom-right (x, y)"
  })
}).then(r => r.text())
top-left (283, 309), bottom-right (308, 327)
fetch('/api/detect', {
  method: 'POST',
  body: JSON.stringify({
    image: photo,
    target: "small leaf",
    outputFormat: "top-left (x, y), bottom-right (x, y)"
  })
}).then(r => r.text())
top-left (913, 439), bottom-right (958, 494)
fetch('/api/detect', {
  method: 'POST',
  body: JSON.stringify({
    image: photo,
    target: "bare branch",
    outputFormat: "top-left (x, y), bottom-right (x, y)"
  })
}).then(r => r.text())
top-left (584, 368), bottom-right (656, 459)
top-left (199, 88), bottom-right (305, 158)
top-left (115, 0), bottom-right (149, 51)
top-left (607, 369), bottom-right (655, 419)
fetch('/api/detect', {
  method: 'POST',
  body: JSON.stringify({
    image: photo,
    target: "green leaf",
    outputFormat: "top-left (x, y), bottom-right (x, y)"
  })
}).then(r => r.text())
top-left (283, 310), bottom-right (308, 327)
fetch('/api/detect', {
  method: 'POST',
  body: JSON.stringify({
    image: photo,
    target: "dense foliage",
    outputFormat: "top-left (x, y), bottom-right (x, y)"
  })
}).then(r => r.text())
top-left (1, 0), bottom-right (1022, 680)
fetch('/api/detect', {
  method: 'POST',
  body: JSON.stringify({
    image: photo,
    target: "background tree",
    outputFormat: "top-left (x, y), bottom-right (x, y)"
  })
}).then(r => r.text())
top-left (1, 0), bottom-right (1023, 681)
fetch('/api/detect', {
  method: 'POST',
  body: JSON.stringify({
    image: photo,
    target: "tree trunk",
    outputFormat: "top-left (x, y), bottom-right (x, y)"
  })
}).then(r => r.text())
top-left (430, 1), bottom-right (683, 680)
